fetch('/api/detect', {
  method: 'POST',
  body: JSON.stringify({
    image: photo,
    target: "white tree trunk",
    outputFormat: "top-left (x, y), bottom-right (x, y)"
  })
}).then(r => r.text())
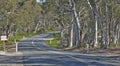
top-left (34, 22), bottom-right (40, 33)
top-left (69, 12), bottom-right (74, 47)
top-left (94, 0), bottom-right (98, 47)
top-left (105, 0), bottom-right (110, 48)
top-left (69, 25), bottom-right (73, 47)
top-left (94, 15), bottom-right (98, 47)
top-left (70, 0), bottom-right (81, 47)
top-left (86, 0), bottom-right (98, 47)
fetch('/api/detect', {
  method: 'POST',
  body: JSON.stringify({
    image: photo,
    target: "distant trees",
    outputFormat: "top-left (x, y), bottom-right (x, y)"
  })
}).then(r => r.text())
top-left (42, 0), bottom-right (120, 49)
top-left (0, 0), bottom-right (119, 49)
top-left (0, 0), bottom-right (43, 36)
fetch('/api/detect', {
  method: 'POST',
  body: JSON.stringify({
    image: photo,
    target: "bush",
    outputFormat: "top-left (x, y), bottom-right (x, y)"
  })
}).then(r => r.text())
top-left (46, 33), bottom-right (60, 48)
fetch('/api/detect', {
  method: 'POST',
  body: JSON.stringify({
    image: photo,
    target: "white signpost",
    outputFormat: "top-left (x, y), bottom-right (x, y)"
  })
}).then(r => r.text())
top-left (14, 40), bottom-right (18, 52)
top-left (0, 36), bottom-right (8, 41)
top-left (0, 36), bottom-right (8, 52)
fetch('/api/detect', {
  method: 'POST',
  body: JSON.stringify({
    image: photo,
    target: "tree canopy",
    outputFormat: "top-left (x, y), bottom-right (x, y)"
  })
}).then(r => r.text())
top-left (0, 0), bottom-right (120, 49)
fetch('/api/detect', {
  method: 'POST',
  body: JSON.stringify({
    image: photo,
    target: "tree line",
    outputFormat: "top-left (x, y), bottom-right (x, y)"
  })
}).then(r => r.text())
top-left (42, 0), bottom-right (120, 49)
top-left (0, 0), bottom-right (43, 36)
top-left (0, 0), bottom-right (120, 49)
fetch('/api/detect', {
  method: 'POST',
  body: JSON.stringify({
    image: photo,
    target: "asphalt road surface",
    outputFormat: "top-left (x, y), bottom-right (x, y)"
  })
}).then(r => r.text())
top-left (0, 33), bottom-right (120, 66)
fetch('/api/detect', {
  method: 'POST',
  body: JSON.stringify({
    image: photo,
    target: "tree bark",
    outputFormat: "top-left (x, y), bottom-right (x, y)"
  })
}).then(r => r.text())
top-left (104, 0), bottom-right (110, 48)
top-left (86, 0), bottom-right (98, 47)
top-left (69, 11), bottom-right (74, 47)
top-left (70, 0), bottom-right (81, 48)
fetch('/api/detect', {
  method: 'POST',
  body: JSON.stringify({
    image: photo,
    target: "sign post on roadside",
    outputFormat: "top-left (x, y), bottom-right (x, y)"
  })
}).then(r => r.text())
top-left (14, 39), bottom-right (18, 52)
top-left (0, 36), bottom-right (8, 52)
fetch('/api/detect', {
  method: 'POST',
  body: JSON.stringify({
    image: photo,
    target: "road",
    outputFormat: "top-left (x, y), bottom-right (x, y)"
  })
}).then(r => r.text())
top-left (0, 33), bottom-right (120, 66)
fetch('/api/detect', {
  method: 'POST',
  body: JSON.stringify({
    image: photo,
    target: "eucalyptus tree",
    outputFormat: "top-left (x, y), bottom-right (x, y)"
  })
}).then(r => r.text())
top-left (35, 0), bottom-right (120, 49)
top-left (86, 0), bottom-right (120, 49)
top-left (0, 0), bottom-right (43, 36)
top-left (15, 0), bottom-right (42, 34)
top-left (110, 0), bottom-right (120, 46)
top-left (70, 0), bottom-right (81, 48)
top-left (0, 0), bottom-right (18, 36)
top-left (103, 0), bottom-right (110, 48)
top-left (42, 0), bottom-right (71, 46)
top-left (68, 0), bottom-right (93, 48)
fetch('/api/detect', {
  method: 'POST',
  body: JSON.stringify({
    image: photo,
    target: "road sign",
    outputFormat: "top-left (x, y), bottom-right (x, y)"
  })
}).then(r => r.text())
top-left (0, 36), bottom-right (8, 41)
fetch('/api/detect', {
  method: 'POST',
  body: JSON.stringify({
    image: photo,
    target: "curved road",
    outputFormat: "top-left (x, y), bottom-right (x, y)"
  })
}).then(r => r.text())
top-left (0, 33), bottom-right (120, 66)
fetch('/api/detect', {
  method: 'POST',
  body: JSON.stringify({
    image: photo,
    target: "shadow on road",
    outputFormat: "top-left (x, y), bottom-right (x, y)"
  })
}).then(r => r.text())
top-left (0, 33), bottom-right (119, 66)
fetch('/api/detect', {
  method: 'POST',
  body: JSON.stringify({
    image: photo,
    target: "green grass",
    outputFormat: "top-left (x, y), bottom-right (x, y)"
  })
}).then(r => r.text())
top-left (110, 43), bottom-right (120, 49)
top-left (47, 40), bottom-right (60, 48)
top-left (0, 33), bottom-right (36, 44)
top-left (0, 33), bottom-right (37, 50)
top-left (46, 33), bottom-right (60, 48)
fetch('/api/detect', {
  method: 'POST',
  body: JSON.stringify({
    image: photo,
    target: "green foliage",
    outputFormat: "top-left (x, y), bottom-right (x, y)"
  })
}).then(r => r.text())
top-left (0, 0), bottom-right (120, 50)
top-left (110, 44), bottom-right (120, 49)
top-left (0, 33), bottom-right (35, 45)
top-left (47, 40), bottom-right (60, 48)
top-left (0, 33), bottom-right (36, 50)
top-left (113, 4), bottom-right (120, 17)
top-left (0, 0), bottom-right (43, 35)
top-left (46, 33), bottom-right (60, 48)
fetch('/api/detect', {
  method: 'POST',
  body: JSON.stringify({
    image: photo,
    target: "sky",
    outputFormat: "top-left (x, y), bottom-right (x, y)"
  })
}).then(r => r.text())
top-left (36, 0), bottom-right (46, 4)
